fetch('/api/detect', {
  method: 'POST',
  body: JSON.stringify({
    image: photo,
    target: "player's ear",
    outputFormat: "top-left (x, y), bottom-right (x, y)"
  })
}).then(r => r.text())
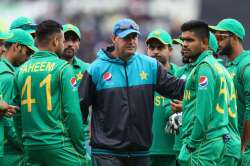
top-left (111, 35), bottom-right (117, 44)
top-left (201, 37), bottom-right (209, 50)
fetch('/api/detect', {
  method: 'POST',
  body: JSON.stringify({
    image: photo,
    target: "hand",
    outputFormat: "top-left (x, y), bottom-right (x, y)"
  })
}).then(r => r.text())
top-left (0, 101), bottom-right (18, 117)
top-left (170, 100), bottom-right (182, 113)
top-left (165, 112), bottom-right (182, 134)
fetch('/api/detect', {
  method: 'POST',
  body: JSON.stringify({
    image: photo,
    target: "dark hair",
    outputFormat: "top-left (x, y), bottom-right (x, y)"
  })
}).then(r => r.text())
top-left (4, 42), bottom-right (14, 49)
top-left (36, 20), bottom-right (63, 43)
top-left (181, 20), bottom-right (209, 40)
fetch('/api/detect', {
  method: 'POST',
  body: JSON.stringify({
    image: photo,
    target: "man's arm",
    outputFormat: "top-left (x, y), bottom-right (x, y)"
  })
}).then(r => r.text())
top-left (60, 65), bottom-right (86, 156)
top-left (79, 70), bottom-right (96, 122)
top-left (242, 65), bottom-right (250, 151)
top-left (156, 62), bottom-right (185, 100)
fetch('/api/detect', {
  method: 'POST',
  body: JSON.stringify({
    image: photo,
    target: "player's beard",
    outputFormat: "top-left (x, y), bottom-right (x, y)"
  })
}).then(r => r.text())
top-left (219, 42), bottom-right (233, 56)
top-left (63, 48), bottom-right (75, 59)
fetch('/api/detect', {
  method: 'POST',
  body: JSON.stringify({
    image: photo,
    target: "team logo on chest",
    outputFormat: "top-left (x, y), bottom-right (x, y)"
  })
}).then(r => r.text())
top-left (199, 76), bottom-right (208, 88)
top-left (103, 72), bottom-right (112, 81)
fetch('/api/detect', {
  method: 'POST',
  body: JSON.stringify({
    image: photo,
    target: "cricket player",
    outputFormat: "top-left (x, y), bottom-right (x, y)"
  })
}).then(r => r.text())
top-left (0, 28), bottom-right (37, 166)
top-left (210, 18), bottom-right (248, 165)
top-left (146, 29), bottom-right (178, 166)
top-left (13, 20), bottom-right (89, 166)
top-left (178, 20), bottom-right (232, 166)
top-left (61, 23), bottom-right (91, 158)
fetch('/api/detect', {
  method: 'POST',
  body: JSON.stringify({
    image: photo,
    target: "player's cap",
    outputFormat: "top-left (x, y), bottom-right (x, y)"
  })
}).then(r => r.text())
top-left (0, 31), bottom-right (13, 40)
top-left (112, 18), bottom-right (140, 38)
top-left (209, 32), bottom-right (218, 53)
top-left (146, 29), bottom-right (173, 46)
top-left (173, 38), bottom-right (183, 45)
top-left (10, 16), bottom-right (36, 34)
top-left (209, 18), bottom-right (245, 40)
top-left (63, 24), bottom-right (81, 39)
top-left (6, 29), bottom-right (38, 52)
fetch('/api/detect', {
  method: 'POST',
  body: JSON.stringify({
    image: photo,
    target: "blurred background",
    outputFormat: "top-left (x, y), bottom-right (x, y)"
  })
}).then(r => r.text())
top-left (0, 0), bottom-right (249, 64)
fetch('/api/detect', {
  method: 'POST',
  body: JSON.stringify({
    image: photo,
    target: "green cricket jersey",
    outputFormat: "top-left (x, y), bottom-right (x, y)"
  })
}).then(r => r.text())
top-left (13, 50), bottom-right (86, 155)
top-left (173, 63), bottom-right (194, 152)
top-left (226, 50), bottom-right (250, 135)
top-left (182, 50), bottom-right (229, 149)
top-left (71, 56), bottom-right (90, 141)
top-left (0, 58), bottom-right (23, 155)
top-left (0, 85), bottom-right (3, 158)
top-left (150, 63), bottom-right (178, 155)
top-left (71, 56), bottom-right (89, 88)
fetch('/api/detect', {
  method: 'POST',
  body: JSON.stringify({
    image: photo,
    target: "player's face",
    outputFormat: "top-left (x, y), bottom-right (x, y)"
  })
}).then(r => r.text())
top-left (63, 32), bottom-right (80, 60)
top-left (13, 45), bottom-right (32, 66)
top-left (147, 38), bottom-right (172, 65)
top-left (55, 32), bottom-right (64, 56)
top-left (181, 31), bottom-right (206, 62)
top-left (114, 33), bottom-right (138, 58)
top-left (215, 31), bottom-right (233, 56)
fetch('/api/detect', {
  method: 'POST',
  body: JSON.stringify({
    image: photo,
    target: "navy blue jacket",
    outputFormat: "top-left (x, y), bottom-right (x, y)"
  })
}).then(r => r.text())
top-left (81, 47), bottom-right (185, 156)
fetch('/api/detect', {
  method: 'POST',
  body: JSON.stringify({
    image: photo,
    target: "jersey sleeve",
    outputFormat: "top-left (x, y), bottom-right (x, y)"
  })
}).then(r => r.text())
top-left (0, 73), bottom-right (14, 102)
top-left (60, 64), bottom-right (86, 156)
top-left (79, 69), bottom-right (96, 122)
top-left (242, 65), bottom-right (250, 121)
top-left (156, 62), bottom-right (185, 100)
top-left (188, 63), bottom-right (215, 148)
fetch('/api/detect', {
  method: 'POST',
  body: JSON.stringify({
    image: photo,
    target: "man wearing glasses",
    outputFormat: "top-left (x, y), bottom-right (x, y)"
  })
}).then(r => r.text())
top-left (210, 18), bottom-right (250, 166)
top-left (80, 18), bottom-right (185, 166)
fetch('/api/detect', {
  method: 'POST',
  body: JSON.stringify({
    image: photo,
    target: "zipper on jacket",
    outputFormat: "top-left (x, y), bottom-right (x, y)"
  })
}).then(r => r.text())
top-left (123, 62), bottom-right (132, 131)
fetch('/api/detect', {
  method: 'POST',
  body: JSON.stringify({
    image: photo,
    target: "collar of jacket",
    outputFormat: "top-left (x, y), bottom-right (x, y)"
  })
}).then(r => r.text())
top-left (97, 45), bottom-right (137, 65)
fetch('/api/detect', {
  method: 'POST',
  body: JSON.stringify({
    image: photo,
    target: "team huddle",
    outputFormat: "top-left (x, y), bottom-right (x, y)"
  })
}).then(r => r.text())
top-left (0, 16), bottom-right (249, 166)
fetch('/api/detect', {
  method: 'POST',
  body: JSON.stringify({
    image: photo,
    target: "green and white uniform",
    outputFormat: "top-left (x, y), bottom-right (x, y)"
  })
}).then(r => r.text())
top-left (150, 63), bottom-right (178, 166)
top-left (226, 50), bottom-right (250, 166)
top-left (178, 50), bottom-right (230, 166)
top-left (0, 58), bottom-right (25, 166)
top-left (173, 64), bottom-right (194, 154)
top-left (13, 51), bottom-right (90, 166)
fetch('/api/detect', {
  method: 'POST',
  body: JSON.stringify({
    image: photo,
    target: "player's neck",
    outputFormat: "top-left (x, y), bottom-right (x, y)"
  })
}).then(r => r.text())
top-left (229, 44), bottom-right (244, 61)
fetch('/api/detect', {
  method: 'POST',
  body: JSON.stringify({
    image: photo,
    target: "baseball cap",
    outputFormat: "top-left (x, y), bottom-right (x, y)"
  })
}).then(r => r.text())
top-left (0, 31), bottom-right (13, 40)
top-left (209, 18), bottom-right (245, 40)
top-left (5, 29), bottom-right (38, 52)
top-left (112, 18), bottom-right (140, 38)
top-left (63, 24), bottom-right (81, 39)
top-left (146, 29), bottom-right (173, 46)
top-left (209, 32), bottom-right (218, 53)
top-left (10, 16), bottom-right (36, 34)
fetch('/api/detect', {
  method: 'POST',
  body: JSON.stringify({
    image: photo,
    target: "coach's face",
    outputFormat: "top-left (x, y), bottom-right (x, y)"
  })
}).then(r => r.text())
top-left (112, 33), bottom-right (138, 60)
top-left (181, 31), bottom-right (207, 62)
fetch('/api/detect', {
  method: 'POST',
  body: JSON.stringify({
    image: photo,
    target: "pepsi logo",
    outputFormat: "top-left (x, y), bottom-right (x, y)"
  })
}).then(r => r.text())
top-left (103, 72), bottom-right (112, 81)
top-left (199, 76), bottom-right (208, 87)
top-left (70, 77), bottom-right (77, 87)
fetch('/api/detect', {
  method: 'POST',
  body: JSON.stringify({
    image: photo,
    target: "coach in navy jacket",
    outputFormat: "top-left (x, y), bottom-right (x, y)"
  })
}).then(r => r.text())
top-left (80, 18), bottom-right (185, 166)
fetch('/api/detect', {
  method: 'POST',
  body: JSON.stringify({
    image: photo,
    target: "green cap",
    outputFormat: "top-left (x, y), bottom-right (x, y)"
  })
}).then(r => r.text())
top-left (63, 24), bottom-right (81, 39)
top-left (146, 29), bottom-right (172, 46)
top-left (0, 31), bottom-right (13, 40)
top-left (5, 29), bottom-right (38, 52)
top-left (173, 38), bottom-right (183, 45)
top-left (209, 32), bottom-right (218, 53)
top-left (209, 18), bottom-right (245, 40)
top-left (10, 16), bottom-right (36, 34)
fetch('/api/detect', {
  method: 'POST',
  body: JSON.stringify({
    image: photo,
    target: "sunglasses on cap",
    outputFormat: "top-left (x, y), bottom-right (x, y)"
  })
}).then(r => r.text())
top-left (16, 24), bottom-right (37, 31)
top-left (115, 23), bottom-right (139, 35)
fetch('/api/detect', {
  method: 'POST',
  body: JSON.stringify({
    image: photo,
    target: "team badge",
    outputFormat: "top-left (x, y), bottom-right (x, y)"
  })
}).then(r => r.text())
top-left (70, 77), bottom-right (77, 88)
top-left (103, 72), bottom-right (112, 81)
top-left (199, 76), bottom-right (208, 88)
